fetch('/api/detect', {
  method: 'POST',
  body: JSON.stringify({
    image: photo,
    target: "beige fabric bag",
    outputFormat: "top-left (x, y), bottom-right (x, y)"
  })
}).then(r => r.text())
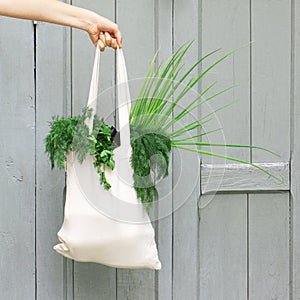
top-left (53, 47), bottom-right (161, 270)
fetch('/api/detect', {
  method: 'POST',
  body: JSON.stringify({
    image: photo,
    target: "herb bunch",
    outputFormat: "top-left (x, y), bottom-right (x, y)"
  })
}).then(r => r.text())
top-left (45, 107), bottom-right (115, 190)
top-left (131, 127), bottom-right (171, 212)
top-left (129, 41), bottom-right (279, 210)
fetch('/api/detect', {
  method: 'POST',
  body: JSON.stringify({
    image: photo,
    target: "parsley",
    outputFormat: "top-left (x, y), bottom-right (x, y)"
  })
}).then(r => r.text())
top-left (45, 107), bottom-right (115, 190)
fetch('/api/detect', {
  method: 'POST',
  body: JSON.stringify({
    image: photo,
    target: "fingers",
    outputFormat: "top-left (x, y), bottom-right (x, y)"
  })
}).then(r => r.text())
top-left (97, 32), bottom-right (119, 51)
top-left (87, 24), bottom-right (100, 46)
top-left (114, 29), bottom-right (122, 48)
top-left (104, 32), bottom-right (112, 47)
top-left (111, 38), bottom-right (118, 49)
top-left (86, 16), bottom-right (122, 49)
top-left (98, 32), bottom-right (106, 51)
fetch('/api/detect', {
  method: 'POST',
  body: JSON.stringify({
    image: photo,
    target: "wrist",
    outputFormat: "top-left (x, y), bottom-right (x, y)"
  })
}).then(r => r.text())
top-left (66, 6), bottom-right (99, 32)
top-left (77, 10), bottom-right (99, 32)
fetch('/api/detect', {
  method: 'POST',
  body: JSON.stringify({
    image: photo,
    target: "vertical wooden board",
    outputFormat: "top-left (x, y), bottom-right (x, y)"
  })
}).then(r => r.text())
top-left (172, 154), bottom-right (200, 300)
top-left (36, 22), bottom-right (71, 299)
top-left (199, 194), bottom-right (247, 299)
top-left (71, 1), bottom-right (117, 300)
top-left (201, 0), bottom-right (251, 161)
top-left (117, 270), bottom-right (157, 300)
top-left (74, 263), bottom-right (116, 300)
top-left (155, 1), bottom-right (173, 299)
top-left (292, 0), bottom-right (300, 298)
top-left (200, 1), bottom-right (250, 298)
top-left (0, 19), bottom-right (35, 299)
top-left (250, 1), bottom-right (291, 298)
top-left (249, 193), bottom-right (289, 299)
top-left (116, 1), bottom-right (157, 300)
top-left (172, 1), bottom-right (200, 299)
top-left (117, 0), bottom-right (155, 80)
top-left (251, 0), bottom-right (290, 163)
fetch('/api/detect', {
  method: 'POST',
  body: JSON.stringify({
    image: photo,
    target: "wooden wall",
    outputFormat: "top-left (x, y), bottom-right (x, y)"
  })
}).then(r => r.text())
top-left (0, 0), bottom-right (299, 299)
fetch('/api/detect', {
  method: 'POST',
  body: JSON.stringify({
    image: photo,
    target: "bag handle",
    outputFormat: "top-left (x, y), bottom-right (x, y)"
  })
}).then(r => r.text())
top-left (85, 45), bottom-right (101, 132)
top-left (116, 48), bottom-right (131, 145)
top-left (85, 46), bottom-right (132, 145)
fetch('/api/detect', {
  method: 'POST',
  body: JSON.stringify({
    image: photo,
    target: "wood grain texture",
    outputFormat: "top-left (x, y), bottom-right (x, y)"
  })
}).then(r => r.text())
top-left (201, 0), bottom-right (251, 162)
top-left (250, 0), bottom-right (291, 298)
top-left (249, 193), bottom-right (290, 299)
top-left (251, 0), bottom-right (291, 164)
top-left (72, 1), bottom-right (117, 300)
top-left (199, 194), bottom-right (247, 300)
top-left (201, 162), bottom-right (289, 193)
top-left (36, 21), bottom-right (72, 300)
top-left (292, 0), bottom-right (300, 298)
top-left (200, 0), bottom-right (250, 298)
top-left (0, 18), bottom-right (35, 300)
top-left (172, 1), bottom-right (200, 299)
top-left (116, 1), bottom-right (156, 299)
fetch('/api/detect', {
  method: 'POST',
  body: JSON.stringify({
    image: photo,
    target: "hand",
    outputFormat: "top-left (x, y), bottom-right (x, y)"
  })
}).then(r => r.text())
top-left (86, 15), bottom-right (122, 51)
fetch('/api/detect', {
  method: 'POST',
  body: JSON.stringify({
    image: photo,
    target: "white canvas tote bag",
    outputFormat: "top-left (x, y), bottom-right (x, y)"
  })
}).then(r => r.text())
top-left (53, 47), bottom-right (161, 270)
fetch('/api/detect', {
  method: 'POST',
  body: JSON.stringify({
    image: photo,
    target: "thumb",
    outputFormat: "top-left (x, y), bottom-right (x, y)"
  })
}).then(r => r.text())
top-left (89, 32), bottom-right (99, 46)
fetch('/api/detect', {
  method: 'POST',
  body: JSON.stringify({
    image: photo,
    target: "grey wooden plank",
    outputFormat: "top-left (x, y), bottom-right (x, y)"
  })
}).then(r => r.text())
top-left (63, 6), bottom-right (75, 297)
top-left (199, 194), bottom-right (247, 300)
top-left (292, 0), bottom-right (300, 298)
top-left (201, 162), bottom-right (289, 194)
top-left (65, 259), bottom-right (74, 300)
top-left (250, 0), bottom-right (291, 298)
top-left (117, 271), bottom-right (156, 300)
top-left (71, 1), bottom-right (117, 300)
top-left (201, 2), bottom-right (251, 162)
top-left (116, 1), bottom-right (157, 300)
top-left (116, 0), bottom-right (155, 80)
top-left (74, 263), bottom-right (116, 300)
top-left (251, 0), bottom-right (290, 164)
top-left (36, 21), bottom-right (72, 299)
top-left (0, 18), bottom-right (35, 300)
top-left (249, 193), bottom-right (290, 299)
top-left (155, 0), bottom-right (173, 299)
top-left (200, 0), bottom-right (250, 298)
top-left (172, 1), bottom-right (200, 299)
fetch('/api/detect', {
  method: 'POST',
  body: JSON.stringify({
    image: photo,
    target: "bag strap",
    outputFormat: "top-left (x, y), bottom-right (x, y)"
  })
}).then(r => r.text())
top-left (116, 49), bottom-right (131, 145)
top-left (85, 45), bottom-right (101, 132)
top-left (85, 47), bottom-right (131, 145)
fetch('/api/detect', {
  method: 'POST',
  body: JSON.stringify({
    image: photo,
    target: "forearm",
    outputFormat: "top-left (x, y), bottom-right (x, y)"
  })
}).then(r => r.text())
top-left (0, 0), bottom-right (98, 32)
top-left (0, 0), bottom-right (122, 48)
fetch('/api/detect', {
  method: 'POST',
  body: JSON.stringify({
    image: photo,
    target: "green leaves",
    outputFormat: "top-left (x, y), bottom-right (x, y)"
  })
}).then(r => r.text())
top-left (129, 40), bottom-right (279, 210)
top-left (91, 116), bottom-right (115, 190)
top-left (72, 107), bottom-right (92, 163)
top-left (45, 107), bottom-right (115, 190)
top-left (130, 129), bottom-right (171, 212)
top-left (45, 115), bottom-right (80, 169)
